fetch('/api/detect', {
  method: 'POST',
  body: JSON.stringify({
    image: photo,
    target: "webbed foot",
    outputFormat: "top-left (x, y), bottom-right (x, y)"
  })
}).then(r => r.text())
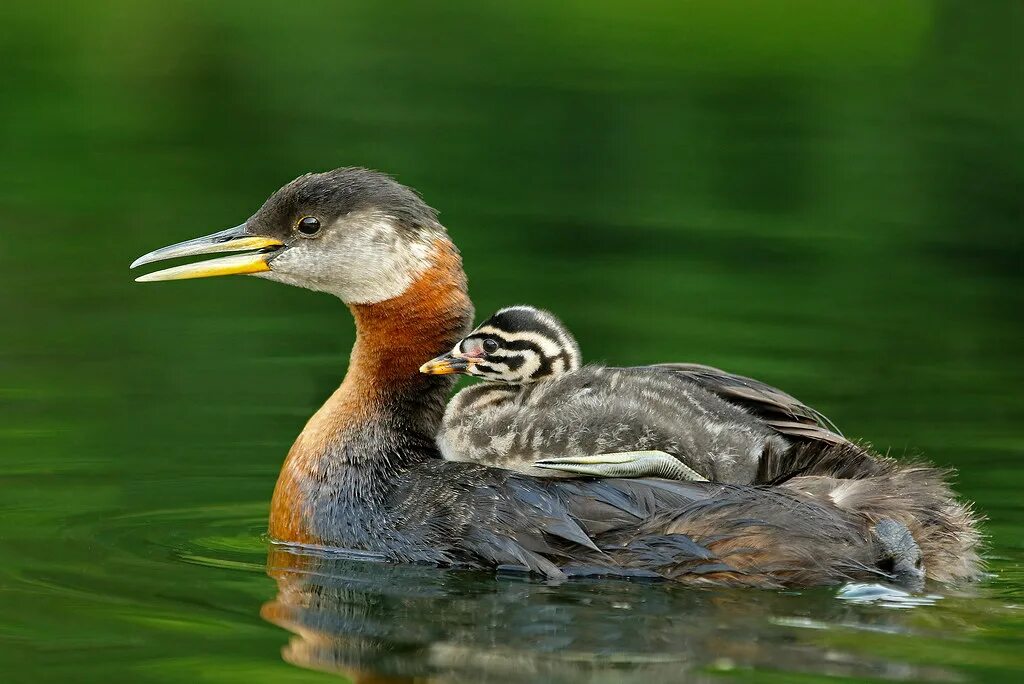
top-left (532, 450), bottom-right (708, 481)
top-left (872, 518), bottom-right (925, 590)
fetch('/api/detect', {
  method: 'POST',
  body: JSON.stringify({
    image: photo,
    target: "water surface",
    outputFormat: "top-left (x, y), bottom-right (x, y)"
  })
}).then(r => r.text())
top-left (1, 1), bottom-right (1022, 682)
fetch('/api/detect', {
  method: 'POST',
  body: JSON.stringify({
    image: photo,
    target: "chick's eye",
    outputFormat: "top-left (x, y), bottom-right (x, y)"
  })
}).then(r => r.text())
top-left (297, 216), bottom-right (321, 237)
top-left (482, 339), bottom-right (499, 353)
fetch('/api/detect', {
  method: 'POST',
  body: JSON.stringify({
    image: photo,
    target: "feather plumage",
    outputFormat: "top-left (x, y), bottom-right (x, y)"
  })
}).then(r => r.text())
top-left (434, 307), bottom-right (850, 483)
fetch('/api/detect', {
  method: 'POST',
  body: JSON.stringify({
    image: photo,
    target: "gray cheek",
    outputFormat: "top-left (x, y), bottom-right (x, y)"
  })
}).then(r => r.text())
top-left (267, 242), bottom-right (346, 289)
top-left (262, 224), bottom-right (431, 304)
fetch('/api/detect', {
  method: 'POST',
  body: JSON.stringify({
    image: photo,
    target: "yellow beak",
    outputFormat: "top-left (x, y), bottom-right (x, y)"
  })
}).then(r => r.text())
top-left (130, 225), bottom-right (284, 282)
top-left (419, 352), bottom-right (472, 375)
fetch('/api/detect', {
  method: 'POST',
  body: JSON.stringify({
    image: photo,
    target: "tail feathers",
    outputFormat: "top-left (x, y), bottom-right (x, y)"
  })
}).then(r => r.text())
top-left (779, 451), bottom-right (984, 584)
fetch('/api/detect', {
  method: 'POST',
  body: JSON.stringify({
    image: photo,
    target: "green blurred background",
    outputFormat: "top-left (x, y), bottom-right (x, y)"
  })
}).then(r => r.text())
top-left (1, 1), bottom-right (1022, 682)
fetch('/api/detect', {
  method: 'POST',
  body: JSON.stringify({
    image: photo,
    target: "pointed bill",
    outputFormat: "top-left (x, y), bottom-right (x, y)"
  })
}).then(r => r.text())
top-left (419, 352), bottom-right (472, 375)
top-left (131, 225), bottom-right (284, 282)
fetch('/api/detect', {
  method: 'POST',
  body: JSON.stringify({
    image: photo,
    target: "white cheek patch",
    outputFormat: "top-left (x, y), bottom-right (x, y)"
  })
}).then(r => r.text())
top-left (514, 350), bottom-right (542, 380)
top-left (473, 349), bottom-right (541, 383)
top-left (261, 210), bottom-right (438, 304)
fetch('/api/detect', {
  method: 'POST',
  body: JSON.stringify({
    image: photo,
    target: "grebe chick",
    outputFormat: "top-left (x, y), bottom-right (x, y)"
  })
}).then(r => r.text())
top-left (423, 305), bottom-right (824, 483)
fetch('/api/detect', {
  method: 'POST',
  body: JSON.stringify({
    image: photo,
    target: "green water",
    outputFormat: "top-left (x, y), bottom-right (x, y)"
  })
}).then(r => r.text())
top-left (1, 1), bottom-right (1022, 681)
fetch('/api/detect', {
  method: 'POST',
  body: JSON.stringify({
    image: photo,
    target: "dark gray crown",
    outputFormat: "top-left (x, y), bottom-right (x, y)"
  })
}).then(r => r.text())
top-left (249, 167), bottom-right (441, 237)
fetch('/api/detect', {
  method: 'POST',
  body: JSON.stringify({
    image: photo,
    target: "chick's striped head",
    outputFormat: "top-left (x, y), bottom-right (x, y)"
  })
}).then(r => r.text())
top-left (427, 306), bottom-right (581, 384)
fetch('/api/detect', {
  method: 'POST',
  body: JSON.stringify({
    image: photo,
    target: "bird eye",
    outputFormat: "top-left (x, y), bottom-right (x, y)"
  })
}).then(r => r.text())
top-left (482, 339), bottom-right (499, 353)
top-left (297, 216), bottom-right (321, 237)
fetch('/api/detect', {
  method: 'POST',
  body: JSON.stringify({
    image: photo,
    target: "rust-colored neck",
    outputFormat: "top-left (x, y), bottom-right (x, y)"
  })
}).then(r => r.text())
top-left (346, 242), bottom-right (472, 409)
top-left (269, 239), bottom-right (473, 544)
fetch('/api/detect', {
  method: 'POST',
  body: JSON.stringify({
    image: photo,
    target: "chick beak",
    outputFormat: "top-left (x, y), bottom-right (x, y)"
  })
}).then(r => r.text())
top-left (419, 352), bottom-right (472, 375)
top-left (130, 225), bottom-right (285, 282)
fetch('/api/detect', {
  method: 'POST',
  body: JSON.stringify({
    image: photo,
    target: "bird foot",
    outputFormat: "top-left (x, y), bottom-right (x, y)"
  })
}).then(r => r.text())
top-left (533, 450), bottom-right (708, 481)
top-left (872, 518), bottom-right (926, 591)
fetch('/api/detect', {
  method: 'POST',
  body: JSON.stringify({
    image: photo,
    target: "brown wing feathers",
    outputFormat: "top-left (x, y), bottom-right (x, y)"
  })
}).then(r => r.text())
top-left (447, 439), bottom-right (983, 587)
top-left (654, 362), bottom-right (847, 445)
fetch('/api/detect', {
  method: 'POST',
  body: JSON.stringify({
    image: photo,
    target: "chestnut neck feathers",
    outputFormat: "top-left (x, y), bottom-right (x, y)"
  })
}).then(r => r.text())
top-left (269, 239), bottom-right (473, 543)
top-left (347, 240), bottom-right (472, 404)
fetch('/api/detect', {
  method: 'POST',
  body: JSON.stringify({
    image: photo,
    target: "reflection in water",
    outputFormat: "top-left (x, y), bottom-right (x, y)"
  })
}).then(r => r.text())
top-left (262, 546), bottom-right (962, 683)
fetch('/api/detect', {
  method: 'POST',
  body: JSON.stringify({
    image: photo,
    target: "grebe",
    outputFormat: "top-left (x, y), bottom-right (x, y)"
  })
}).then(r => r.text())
top-left (421, 304), bottom-right (846, 482)
top-left (131, 167), bottom-right (981, 588)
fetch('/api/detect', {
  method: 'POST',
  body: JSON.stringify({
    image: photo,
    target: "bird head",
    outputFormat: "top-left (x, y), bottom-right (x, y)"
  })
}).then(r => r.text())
top-left (420, 305), bottom-right (581, 384)
top-left (131, 167), bottom-right (446, 305)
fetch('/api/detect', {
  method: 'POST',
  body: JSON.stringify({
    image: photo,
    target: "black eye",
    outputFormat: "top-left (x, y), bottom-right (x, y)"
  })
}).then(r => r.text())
top-left (297, 216), bottom-right (321, 237)
top-left (482, 339), bottom-right (499, 353)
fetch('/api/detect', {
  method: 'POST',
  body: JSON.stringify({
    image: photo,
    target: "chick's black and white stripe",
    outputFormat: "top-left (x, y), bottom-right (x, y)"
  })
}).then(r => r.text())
top-left (453, 306), bottom-right (582, 384)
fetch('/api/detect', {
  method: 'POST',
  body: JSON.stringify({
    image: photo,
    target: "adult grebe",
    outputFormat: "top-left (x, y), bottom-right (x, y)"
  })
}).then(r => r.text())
top-left (131, 167), bottom-right (981, 588)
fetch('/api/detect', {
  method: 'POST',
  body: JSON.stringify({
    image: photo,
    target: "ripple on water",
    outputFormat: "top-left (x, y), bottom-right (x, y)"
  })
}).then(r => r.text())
top-left (837, 582), bottom-right (943, 609)
top-left (12, 501), bottom-right (266, 617)
top-left (57, 500), bottom-right (270, 574)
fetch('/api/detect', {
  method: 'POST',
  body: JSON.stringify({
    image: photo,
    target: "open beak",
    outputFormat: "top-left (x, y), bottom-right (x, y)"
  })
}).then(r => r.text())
top-left (130, 225), bottom-right (285, 282)
top-left (419, 352), bottom-right (473, 375)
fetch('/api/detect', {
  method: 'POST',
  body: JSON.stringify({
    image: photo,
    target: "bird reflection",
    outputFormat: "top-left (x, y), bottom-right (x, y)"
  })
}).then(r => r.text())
top-left (262, 545), bottom-right (959, 683)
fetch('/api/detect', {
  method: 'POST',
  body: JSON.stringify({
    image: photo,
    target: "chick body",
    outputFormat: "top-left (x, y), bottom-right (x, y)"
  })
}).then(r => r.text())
top-left (427, 306), bottom-right (820, 483)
